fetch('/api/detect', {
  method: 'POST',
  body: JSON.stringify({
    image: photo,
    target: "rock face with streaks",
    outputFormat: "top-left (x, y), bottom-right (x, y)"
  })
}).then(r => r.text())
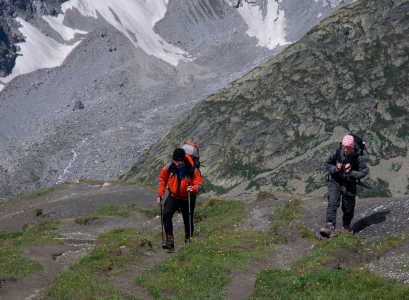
top-left (123, 0), bottom-right (409, 199)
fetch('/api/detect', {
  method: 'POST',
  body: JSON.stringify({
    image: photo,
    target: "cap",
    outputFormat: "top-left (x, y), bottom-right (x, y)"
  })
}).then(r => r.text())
top-left (173, 148), bottom-right (186, 161)
top-left (342, 135), bottom-right (354, 148)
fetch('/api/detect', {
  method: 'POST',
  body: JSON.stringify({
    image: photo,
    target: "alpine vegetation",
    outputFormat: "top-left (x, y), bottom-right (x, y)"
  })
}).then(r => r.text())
top-left (125, 0), bottom-right (409, 198)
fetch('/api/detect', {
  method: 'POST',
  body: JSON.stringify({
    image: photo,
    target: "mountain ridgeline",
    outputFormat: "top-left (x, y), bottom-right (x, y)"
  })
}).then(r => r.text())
top-left (121, 0), bottom-right (409, 198)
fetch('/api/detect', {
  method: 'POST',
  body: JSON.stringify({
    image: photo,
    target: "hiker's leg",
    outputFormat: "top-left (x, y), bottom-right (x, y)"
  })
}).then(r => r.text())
top-left (163, 195), bottom-right (180, 236)
top-left (342, 184), bottom-right (357, 226)
top-left (180, 197), bottom-right (196, 239)
top-left (326, 180), bottom-right (342, 227)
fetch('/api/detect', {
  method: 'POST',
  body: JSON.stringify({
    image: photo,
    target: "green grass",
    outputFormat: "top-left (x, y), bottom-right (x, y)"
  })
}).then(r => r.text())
top-left (75, 203), bottom-right (161, 225)
top-left (47, 199), bottom-right (263, 300)
top-left (135, 199), bottom-right (270, 299)
top-left (298, 232), bottom-right (360, 267)
top-left (46, 228), bottom-right (150, 300)
top-left (3, 198), bottom-right (408, 299)
top-left (251, 230), bottom-right (409, 299)
top-left (0, 221), bottom-right (61, 279)
top-left (268, 199), bottom-right (303, 243)
top-left (368, 231), bottom-right (409, 257)
top-left (75, 216), bottom-right (99, 225)
top-left (250, 268), bottom-right (409, 300)
top-left (95, 204), bottom-right (132, 217)
top-left (0, 185), bottom-right (66, 209)
top-left (125, 203), bottom-right (161, 218)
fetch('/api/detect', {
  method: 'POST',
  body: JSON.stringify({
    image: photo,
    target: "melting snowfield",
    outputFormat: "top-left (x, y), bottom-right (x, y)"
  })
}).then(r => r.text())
top-left (236, 0), bottom-right (290, 48)
top-left (0, 0), bottom-right (291, 91)
top-left (0, 18), bottom-right (82, 86)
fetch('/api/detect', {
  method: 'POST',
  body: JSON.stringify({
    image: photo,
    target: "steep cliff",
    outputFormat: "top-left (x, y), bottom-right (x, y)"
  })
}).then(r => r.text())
top-left (123, 0), bottom-right (409, 198)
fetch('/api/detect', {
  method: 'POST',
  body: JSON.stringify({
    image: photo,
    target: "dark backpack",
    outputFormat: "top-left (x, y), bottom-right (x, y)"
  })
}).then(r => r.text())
top-left (348, 133), bottom-right (365, 156)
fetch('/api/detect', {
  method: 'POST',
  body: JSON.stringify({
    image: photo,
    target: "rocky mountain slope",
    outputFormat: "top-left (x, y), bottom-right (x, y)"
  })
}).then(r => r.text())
top-left (124, 0), bottom-right (409, 198)
top-left (0, 0), bottom-right (355, 200)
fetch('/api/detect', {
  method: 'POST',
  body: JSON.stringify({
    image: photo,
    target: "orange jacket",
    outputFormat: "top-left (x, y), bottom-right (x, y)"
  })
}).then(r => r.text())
top-left (158, 155), bottom-right (203, 200)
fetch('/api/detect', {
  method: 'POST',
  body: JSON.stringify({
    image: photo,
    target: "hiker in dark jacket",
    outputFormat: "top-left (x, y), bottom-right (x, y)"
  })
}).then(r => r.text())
top-left (320, 134), bottom-right (368, 237)
top-left (157, 148), bottom-right (203, 250)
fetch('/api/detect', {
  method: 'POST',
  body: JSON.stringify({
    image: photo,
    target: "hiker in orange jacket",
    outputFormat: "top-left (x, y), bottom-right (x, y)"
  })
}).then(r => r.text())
top-left (157, 148), bottom-right (203, 249)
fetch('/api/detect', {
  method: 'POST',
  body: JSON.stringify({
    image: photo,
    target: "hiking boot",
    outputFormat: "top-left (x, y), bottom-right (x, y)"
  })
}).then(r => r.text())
top-left (342, 223), bottom-right (353, 234)
top-left (162, 235), bottom-right (174, 250)
top-left (184, 237), bottom-right (193, 244)
top-left (320, 223), bottom-right (335, 238)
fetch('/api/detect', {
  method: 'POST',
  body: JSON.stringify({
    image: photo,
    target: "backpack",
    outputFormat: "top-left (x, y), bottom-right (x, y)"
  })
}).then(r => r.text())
top-left (181, 142), bottom-right (202, 169)
top-left (348, 133), bottom-right (365, 156)
top-left (181, 142), bottom-right (205, 193)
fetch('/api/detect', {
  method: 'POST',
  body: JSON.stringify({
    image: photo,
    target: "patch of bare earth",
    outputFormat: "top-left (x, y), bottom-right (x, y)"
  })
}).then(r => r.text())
top-left (226, 193), bottom-right (317, 300)
top-left (0, 243), bottom-right (92, 300)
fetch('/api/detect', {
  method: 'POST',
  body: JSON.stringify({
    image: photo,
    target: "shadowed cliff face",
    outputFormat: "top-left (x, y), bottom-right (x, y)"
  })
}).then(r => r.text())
top-left (0, 0), bottom-right (67, 76)
top-left (124, 0), bottom-right (409, 198)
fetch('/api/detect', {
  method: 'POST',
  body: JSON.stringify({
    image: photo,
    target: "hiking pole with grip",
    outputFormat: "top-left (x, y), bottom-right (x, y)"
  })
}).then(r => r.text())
top-left (159, 196), bottom-right (165, 247)
top-left (188, 183), bottom-right (192, 242)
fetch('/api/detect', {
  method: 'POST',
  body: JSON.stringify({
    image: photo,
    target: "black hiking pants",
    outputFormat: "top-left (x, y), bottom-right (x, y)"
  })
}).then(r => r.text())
top-left (163, 194), bottom-right (196, 239)
top-left (326, 179), bottom-right (357, 227)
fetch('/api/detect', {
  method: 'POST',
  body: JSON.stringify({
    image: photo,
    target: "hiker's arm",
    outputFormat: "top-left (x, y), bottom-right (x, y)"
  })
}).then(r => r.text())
top-left (349, 156), bottom-right (368, 180)
top-left (324, 150), bottom-right (340, 173)
top-left (158, 165), bottom-right (169, 198)
top-left (190, 169), bottom-right (203, 194)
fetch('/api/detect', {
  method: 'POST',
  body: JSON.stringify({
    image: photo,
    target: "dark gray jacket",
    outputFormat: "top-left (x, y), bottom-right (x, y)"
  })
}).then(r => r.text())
top-left (325, 147), bottom-right (368, 183)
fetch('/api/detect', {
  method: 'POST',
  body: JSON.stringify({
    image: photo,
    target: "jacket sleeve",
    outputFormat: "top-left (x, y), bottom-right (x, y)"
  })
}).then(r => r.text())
top-left (191, 169), bottom-right (203, 195)
top-left (349, 155), bottom-right (368, 180)
top-left (324, 149), bottom-right (338, 174)
top-left (158, 164), bottom-right (169, 197)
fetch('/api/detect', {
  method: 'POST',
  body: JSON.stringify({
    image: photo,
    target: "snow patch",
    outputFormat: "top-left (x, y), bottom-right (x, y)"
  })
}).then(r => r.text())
top-left (236, 0), bottom-right (290, 49)
top-left (61, 0), bottom-right (190, 66)
top-left (0, 0), bottom-right (188, 92)
top-left (0, 18), bottom-right (81, 90)
top-left (43, 14), bottom-right (87, 41)
top-left (318, 13), bottom-right (322, 18)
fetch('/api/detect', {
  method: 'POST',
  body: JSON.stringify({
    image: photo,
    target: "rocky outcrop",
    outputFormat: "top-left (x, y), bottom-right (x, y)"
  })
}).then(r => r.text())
top-left (0, 0), bottom-right (66, 76)
top-left (123, 0), bottom-right (409, 198)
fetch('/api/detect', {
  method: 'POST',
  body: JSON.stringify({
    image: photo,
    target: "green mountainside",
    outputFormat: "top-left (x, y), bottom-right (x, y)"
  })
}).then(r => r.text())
top-left (121, 0), bottom-right (409, 198)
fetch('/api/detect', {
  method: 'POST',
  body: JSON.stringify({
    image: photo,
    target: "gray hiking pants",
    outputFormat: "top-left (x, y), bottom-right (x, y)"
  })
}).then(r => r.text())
top-left (326, 179), bottom-right (357, 227)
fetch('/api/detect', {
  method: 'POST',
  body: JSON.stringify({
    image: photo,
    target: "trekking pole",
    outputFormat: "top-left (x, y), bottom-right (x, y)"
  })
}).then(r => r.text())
top-left (160, 196), bottom-right (165, 246)
top-left (188, 184), bottom-right (192, 241)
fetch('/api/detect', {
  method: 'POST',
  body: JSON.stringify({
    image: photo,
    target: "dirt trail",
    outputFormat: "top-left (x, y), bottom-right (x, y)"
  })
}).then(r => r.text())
top-left (0, 181), bottom-right (408, 299)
